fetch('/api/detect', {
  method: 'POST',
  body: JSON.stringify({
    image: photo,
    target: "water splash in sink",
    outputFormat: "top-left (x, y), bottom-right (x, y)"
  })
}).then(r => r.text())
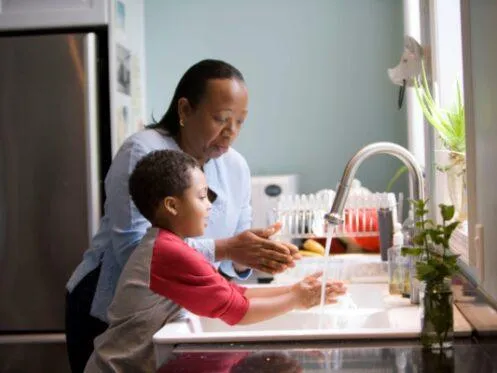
top-left (318, 223), bottom-right (361, 328)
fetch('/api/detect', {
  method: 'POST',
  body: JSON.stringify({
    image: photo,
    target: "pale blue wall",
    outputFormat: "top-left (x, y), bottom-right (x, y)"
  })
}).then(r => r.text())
top-left (144, 0), bottom-right (407, 194)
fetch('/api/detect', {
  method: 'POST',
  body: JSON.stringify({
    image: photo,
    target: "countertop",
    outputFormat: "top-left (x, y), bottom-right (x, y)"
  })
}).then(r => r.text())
top-left (453, 273), bottom-right (497, 337)
top-left (156, 262), bottom-right (497, 372)
top-left (156, 339), bottom-right (497, 372)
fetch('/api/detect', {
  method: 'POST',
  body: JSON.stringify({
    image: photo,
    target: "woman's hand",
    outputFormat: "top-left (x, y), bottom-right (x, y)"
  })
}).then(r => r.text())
top-left (291, 271), bottom-right (347, 310)
top-left (217, 223), bottom-right (300, 274)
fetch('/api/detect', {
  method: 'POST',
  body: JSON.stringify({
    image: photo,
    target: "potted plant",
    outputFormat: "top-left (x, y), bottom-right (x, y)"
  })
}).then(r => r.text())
top-left (402, 199), bottom-right (460, 350)
top-left (415, 63), bottom-right (467, 221)
top-left (388, 63), bottom-right (467, 220)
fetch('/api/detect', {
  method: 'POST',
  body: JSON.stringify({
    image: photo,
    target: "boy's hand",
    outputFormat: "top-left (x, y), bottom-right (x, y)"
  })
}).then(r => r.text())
top-left (291, 271), bottom-right (347, 310)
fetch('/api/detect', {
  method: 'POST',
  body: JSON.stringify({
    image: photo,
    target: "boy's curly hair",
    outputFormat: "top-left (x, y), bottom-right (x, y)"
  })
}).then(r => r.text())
top-left (129, 150), bottom-right (199, 222)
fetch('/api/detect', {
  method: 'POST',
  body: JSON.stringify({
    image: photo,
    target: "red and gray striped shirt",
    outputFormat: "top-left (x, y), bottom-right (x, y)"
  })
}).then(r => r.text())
top-left (84, 228), bottom-right (249, 373)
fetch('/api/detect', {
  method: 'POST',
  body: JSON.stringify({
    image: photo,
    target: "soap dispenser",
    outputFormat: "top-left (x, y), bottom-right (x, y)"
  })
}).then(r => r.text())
top-left (388, 223), bottom-right (405, 295)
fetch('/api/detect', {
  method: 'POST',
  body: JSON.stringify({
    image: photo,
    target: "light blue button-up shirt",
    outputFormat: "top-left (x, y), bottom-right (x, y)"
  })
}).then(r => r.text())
top-left (66, 129), bottom-right (252, 322)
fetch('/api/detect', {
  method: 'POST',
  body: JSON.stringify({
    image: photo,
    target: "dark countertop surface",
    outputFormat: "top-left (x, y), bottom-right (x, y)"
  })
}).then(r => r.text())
top-left (157, 339), bottom-right (497, 372)
top-left (157, 273), bottom-right (497, 372)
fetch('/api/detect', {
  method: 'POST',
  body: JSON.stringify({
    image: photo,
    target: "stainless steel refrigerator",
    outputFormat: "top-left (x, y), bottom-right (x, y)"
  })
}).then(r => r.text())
top-left (0, 31), bottom-right (111, 372)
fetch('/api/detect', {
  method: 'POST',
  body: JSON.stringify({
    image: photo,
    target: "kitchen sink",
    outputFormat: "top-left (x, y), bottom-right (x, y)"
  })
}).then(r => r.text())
top-left (153, 283), bottom-right (472, 367)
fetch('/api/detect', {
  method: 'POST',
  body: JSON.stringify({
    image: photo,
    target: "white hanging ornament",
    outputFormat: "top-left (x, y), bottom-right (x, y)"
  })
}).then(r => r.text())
top-left (388, 35), bottom-right (424, 108)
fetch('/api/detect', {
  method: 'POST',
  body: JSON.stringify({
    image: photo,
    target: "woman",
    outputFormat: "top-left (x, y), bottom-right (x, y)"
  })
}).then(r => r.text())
top-left (65, 59), bottom-right (299, 373)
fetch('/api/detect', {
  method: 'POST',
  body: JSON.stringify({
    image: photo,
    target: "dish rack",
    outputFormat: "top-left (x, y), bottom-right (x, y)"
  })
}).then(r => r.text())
top-left (272, 191), bottom-right (398, 239)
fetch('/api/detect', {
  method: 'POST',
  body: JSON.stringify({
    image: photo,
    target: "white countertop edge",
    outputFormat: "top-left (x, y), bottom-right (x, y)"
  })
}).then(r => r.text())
top-left (153, 325), bottom-right (471, 345)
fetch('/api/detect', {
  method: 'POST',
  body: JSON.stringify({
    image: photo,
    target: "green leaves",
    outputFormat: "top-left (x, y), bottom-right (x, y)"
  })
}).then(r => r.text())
top-left (403, 200), bottom-right (461, 284)
top-left (414, 63), bottom-right (465, 155)
top-left (413, 199), bottom-right (429, 218)
top-left (402, 247), bottom-right (424, 257)
top-left (417, 261), bottom-right (437, 280)
top-left (415, 254), bottom-right (459, 284)
top-left (444, 222), bottom-right (460, 242)
top-left (440, 204), bottom-right (455, 221)
top-left (386, 166), bottom-right (408, 192)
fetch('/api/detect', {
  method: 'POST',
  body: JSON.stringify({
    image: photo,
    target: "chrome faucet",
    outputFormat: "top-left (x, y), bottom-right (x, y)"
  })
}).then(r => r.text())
top-left (324, 142), bottom-right (424, 226)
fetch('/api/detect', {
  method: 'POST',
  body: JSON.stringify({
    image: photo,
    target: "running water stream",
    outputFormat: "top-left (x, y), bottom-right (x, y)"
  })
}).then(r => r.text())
top-left (318, 225), bottom-right (335, 329)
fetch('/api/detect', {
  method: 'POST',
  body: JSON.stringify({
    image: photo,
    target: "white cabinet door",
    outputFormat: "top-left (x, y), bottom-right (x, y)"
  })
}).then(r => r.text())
top-left (461, 0), bottom-right (497, 303)
top-left (0, 0), bottom-right (108, 30)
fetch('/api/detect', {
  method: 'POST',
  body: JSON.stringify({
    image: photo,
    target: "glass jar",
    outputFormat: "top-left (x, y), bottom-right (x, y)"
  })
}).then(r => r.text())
top-left (419, 277), bottom-right (454, 350)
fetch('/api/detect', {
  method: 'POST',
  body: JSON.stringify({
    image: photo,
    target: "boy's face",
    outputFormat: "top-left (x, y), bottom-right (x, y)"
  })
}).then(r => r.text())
top-left (176, 167), bottom-right (211, 237)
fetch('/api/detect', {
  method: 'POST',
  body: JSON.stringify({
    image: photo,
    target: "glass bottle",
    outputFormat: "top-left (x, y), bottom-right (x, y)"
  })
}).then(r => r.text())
top-left (388, 223), bottom-right (405, 295)
top-left (401, 210), bottom-right (416, 298)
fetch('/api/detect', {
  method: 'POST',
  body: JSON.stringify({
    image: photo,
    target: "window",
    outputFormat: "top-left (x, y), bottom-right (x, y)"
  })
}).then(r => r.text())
top-left (406, 0), bottom-right (469, 261)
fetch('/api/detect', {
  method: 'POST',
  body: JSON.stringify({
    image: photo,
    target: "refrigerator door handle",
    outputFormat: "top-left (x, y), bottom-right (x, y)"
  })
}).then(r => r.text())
top-left (0, 333), bottom-right (66, 344)
top-left (83, 33), bottom-right (101, 239)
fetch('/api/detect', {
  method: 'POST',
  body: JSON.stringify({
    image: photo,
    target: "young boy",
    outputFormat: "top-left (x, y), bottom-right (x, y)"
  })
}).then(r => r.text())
top-left (84, 150), bottom-right (346, 373)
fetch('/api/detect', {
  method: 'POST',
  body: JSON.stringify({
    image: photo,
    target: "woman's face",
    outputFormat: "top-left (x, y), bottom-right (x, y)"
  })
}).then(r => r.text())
top-left (179, 78), bottom-right (248, 163)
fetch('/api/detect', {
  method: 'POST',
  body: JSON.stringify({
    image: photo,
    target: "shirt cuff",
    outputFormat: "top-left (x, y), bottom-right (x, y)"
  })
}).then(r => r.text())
top-left (219, 260), bottom-right (252, 280)
top-left (185, 237), bottom-right (216, 263)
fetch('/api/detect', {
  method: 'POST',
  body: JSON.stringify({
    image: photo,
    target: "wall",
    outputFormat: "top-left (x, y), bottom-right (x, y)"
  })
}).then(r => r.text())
top-left (109, 0), bottom-right (147, 153)
top-left (144, 0), bottom-right (406, 195)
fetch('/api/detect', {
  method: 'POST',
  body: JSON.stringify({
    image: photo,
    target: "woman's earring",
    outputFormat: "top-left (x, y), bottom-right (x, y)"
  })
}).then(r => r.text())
top-left (179, 120), bottom-right (185, 127)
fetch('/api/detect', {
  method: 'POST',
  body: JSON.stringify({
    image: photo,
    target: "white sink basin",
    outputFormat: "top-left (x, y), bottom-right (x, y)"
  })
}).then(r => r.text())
top-left (153, 283), bottom-right (472, 366)
top-left (199, 308), bottom-right (388, 333)
top-left (194, 283), bottom-right (406, 333)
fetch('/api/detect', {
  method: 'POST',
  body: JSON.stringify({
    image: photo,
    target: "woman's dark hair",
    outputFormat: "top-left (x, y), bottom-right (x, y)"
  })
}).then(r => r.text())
top-left (129, 150), bottom-right (200, 223)
top-left (149, 59), bottom-right (245, 136)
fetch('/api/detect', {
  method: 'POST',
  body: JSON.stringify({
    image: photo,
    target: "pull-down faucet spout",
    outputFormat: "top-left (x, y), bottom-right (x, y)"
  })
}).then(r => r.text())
top-left (324, 142), bottom-right (424, 225)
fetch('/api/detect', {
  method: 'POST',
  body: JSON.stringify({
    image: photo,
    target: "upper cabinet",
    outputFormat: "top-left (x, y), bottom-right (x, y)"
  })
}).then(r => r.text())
top-left (0, 0), bottom-right (108, 30)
